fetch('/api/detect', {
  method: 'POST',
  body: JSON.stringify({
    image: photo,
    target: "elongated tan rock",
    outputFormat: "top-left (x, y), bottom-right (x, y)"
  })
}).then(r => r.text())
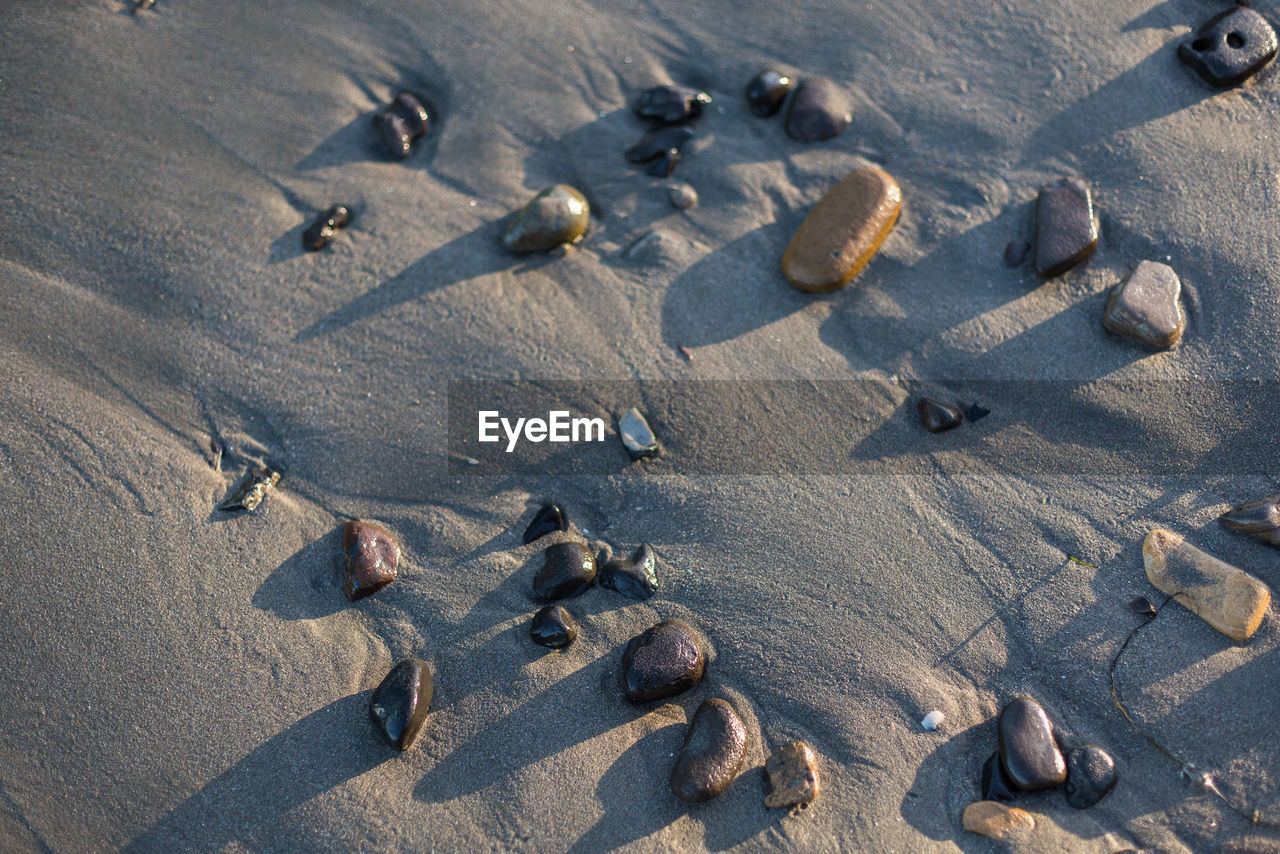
top-left (962, 801), bottom-right (1035, 842)
top-left (1142, 529), bottom-right (1271, 641)
top-left (781, 166), bottom-right (901, 293)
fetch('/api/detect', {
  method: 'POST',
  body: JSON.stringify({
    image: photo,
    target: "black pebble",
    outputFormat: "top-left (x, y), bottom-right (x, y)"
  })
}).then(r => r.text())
top-left (1179, 7), bottom-right (1277, 87)
top-left (373, 91), bottom-right (433, 159)
top-left (917, 397), bottom-right (962, 433)
top-left (599, 543), bottom-right (661, 599)
top-left (1129, 596), bottom-right (1156, 617)
top-left (620, 619), bottom-right (706, 703)
top-left (633, 85), bottom-right (712, 123)
top-left (303, 205), bottom-right (352, 252)
top-left (369, 658), bottom-right (434, 751)
top-left (980, 751), bottom-right (1018, 802)
top-left (998, 696), bottom-right (1067, 791)
top-left (784, 77), bottom-right (852, 142)
top-left (746, 69), bottom-right (794, 117)
top-left (626, 125), bottom-right (696, 163)
top-left (533, 542), bottom-right (597, 600)
top-left (1065, 745), bottom-right (1118, 808)
top-left (523, 503), bottom-right (569, 544)
top-left (530, 604), bottom-right (578, 649)
top-left (647, 149), bottom-right (680, 177)
top-left (1003, 239), bottom-right (1030, 267)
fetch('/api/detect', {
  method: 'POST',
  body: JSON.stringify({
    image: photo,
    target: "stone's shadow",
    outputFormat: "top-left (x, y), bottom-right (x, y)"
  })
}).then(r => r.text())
top-left (120, 693), bottom-right (384, 853)
top-left (253, 525), bottom-right (346, 620)
top-left (899, 717), bottom-right (1008, 852)
top-left (267, 218), bottom-right (311, 265)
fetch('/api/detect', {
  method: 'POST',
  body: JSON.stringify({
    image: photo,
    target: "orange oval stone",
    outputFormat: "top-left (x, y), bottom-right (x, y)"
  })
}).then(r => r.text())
top-left (781, 166), bottom-right (902, 293)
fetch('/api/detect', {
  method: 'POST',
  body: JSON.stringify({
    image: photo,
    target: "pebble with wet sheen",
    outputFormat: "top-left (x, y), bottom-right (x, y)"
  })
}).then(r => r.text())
top-left (523, 503), bottom-right (570, 544)
top-left (599, 543), bottom-right (661, 599)
top-left (1219, 494), bottom-right (1280, 545)
top-left (633, 85), bottom-right (712, 123)
top-left (746, 69), bottom-right (794, 117)
top-left (533, 541), bottom-right (596, 600)
top-left (502, 185), bottom-right (590, 253)
top-left (998, 696), bottom-right (1067, 790)
top-left (369, 657), bottom-right (433, 751)
top-left (303, 205), bottom-right (351, 251)
top-left (917, 397), bottom-right (962, 433)
top-left (342, 519), bottom-right (400, 601)
top-left (620, 618), bottom-right (706, 703)
top-left (530, 604), bottom-right (578, 649)
top-left (670, 698), bottom-right (748, 803)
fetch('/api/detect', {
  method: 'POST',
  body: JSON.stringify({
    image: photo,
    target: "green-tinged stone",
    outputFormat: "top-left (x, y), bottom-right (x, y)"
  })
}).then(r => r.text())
top-left (502, 185), bottom-right (589, 253)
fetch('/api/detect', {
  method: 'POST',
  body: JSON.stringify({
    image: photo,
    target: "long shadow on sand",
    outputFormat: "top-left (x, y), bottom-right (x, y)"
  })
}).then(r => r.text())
top-left (253, 525), bottom-right (347, 620)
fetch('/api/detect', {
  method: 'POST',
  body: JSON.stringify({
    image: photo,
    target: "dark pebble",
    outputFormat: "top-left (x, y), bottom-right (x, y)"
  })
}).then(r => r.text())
top-left (1180, 7), bottom-right (1277, 87)
top-left (620, 618), bottom-right (706, 703)
top-left (626, 125), bottom-right (696, 163)
top-left (1065, 744), bottom-right (1117, 808)
top-left (670, 698), bottom-right (748, 803)
top-left (303, 205), bottom-right (352, 252)
top-left (981, 751), bottom-right (1018, 802)
top-left (530, 604), bottom-right (578, 649)
top-left (1219, 494), bottom-right (1280, 545)
top-left (784, 77), bottom-right (852, 142)
top-left (998, 696), bottom-right (1067, 791)
top-left (964, 403), bottom-right (992, 422)
top-left (746, 69), bottom-right (794, 118)
top-left (648, 149), bottom-right (680, 177)
top-left (389, 92), bottom-right (431, 138)
top-left (634, 85), bottom-right (712, 123)
top-left (917, 397), bottom-right (962, 433)
top-left (373, 92), bottom-right (432, 159)
top-left (523, 503), bottom-right (569, 544)
top-left (1034, 177), bottom-right (1098, 278)
top-left (369, 657), bottom-right (433, 751)
top-left (533, 541), bottom-right (596, 600)
top-left (1129, 595), bottom-right (1157, 617)
top-left (342, 519), bottom-right (401, 601)
top-left (218, 467), bottom-right (280, 512)
top-left (599, 543), bottom-right (661, 599)
top-left (1003, 239), bottom-right (1029, 267)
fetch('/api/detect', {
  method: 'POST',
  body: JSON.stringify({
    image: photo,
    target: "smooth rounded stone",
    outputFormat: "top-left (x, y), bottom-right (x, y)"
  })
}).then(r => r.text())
top-left (1035, 177), bottom-right (1098, 278)
top-left (530, 604), bottom-right (578, 649)
top-left (618, 407), bottom-right (660, 458)
top-left (669, 183), bottom-right (698, 209)
top-left (373, 92), bottom-right (432, 159)
top-left (998, 696), bottom-right (1067, 791)
top-left (369, 658), bottom-right (433, 751)
top-left (764, 741), bottom-right (820, 809)
top-left (962, 801), bottom-right (1035, 843)
top-left (1065, 744), bottom-right (1117, 809)
top-left (342, 520), bottom-right (400, 601)
top-left (533, 541), bottom-right (596, 600)
top-left (1180, 7), bottom-right (1277, 86)
top-left (633, 85), bottom-right (712, 123)
top-left (1220, 494), bottom-right (1280, 545)
top-left (784, 77), bottom-right (852, 142)
top-left (625, 125), bottom-right (696, 163)
top-left (1003, 238), bottom-right (1030, 267)
top-left (502, 184), bottom-right (590, 253)
top-left (1142, 528), bottom-right (1271, 641)
top-left (303, 205), bottom-right (352, 252)
top-left (980, 752), bottom-right (1018, 802)
top-left (746, 69), bottom-right (794, 118)
top-left (781, 166), bottom-right (902, 292)
top-left (921, 710), bottom-right (945, 731)
top-left (523, 503), bottom-right (569, 544)
top-left (599, 543), bottom-right (660, 599)
top-left (620, 618), bottom-right (706, 703)
top-left (389, 92), bottom-right (431, 138)
top-left (917, 397), bottom-right (962, 433)
top-left (670, 698), bottom-right (748, 803)
top-left (1102, 261), bottom-right (1186, 349)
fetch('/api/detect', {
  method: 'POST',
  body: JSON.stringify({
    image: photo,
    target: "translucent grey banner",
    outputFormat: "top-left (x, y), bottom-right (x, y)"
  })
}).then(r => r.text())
top-left (446, 379), bottom-right (1280, 476)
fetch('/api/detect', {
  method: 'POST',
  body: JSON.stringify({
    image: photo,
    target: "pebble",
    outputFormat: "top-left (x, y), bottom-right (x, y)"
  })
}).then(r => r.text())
top-left (1142, 528), bottom-right (1271, 641)
top-left (1129, 595), bottom-right (1157, 617)
top-left (599, 543), bottom-right (661, 599)
top-left (962, 801), bottom-right (1035, 843)
top-left (1102, 261), bottom-right (1186, 349)
top-left (530, 604), bottom-right (578, 649)
top-left (1065, 744), bottom-right (1118, 809)
top-left (921, 710), bottom-right (945, 731)
top-left (1034, 177), bottom-right (1098, 278)
top-left (781, 165), bottom-right (902, 292)
top-left (618, 407), bottom-right (660, 458)
top-left (1003, 239), bottom-right (1030, 267)
top-left (373, 92), bottom-right (432, 159)
top-left (1179, 7), bottom-right (1278, 86)
top-left (997, 696), bottom-right (1067, 791)
top-left (342, 519), bottom-right (400, 601)
top-left (763, 741), bottom-right (821, 809)
top-left (620, 618), bottom-right (706, 703)
top-left (369, 657), bottom-right (433, 751)
top-left (533, 541), bottom-right (596, 600)
top-left (218, 467), bottom-right (280, 511)
top-left (1219, 494), bottom-right (1280, 545)
top-left (746, 69), bottom-right (795, 118)
top-left (625, 125), bottom-right (695, 164)
top-left (633, 85), bottom-right (712, 123)
top-left (502, 184), bottom-right (590, 253)
top-left (980, 752), bottom-right (1018, 802)
top-left (670, 698), bottom-right (748, 803)
top-left (784, 77), bottom-right (852, 142)
top-left (669, 183), bottom-right (698, 209)
top-left (523, 503), bottom-right (569, 544)
top-left (917, 397), bottom-right (962, 433)
top-left (303, 205), bottom-right (352, 252)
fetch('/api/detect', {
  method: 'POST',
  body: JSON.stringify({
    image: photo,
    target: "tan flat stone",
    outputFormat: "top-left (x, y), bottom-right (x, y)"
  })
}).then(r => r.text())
top-left (781, 166), bottom-right (901, 293)
top-left (763, 741), bottom-right (820, 809)
top-left (1142, 529), bottom-right (1271, 641)
top-left (962, 801), bottom-right (1035, 842)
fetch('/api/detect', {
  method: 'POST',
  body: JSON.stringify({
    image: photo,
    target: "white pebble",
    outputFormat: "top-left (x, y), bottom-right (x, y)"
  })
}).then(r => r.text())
top-left (921, 710), bottom-right (945, 731)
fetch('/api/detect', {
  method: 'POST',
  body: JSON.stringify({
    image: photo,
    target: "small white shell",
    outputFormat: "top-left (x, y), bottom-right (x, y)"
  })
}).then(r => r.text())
top-left (921, 710), bottom-right (945, 731)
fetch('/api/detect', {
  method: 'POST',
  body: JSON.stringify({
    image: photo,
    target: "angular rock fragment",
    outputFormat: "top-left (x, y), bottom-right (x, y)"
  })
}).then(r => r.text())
top-left (962, 801), bottom-right (1035, 842)
top-left (633, 85), bottom-right (712, 124)
top-left (218, 467), bottom-right (281, 512)
top-left (1065, 744), bottom-right (1117, 809)
top-left (781, 166), bottom-right (901, 292)
top-left (1180, 7), bottom-right (1278, 87)
top-left (917, 397), bottom-right (962, 433)
top-left (980, 752), bottom-right (1018, 802)
top-left (530, 604), bottom-right (578, 649)
top-left (670, 698), bottom-right (748, 803)
top-left (618, 407), bottom-right (660, 458)
top-left (303, 205), bottom-right (352, 252)
top-left (1142, 528), bottom-right (1271, 641)
top-left (764, 741), bottom-right (820, 808)
top-left (625, 126), bottom-right (696, 164)
top-left (369, 657), bottom-right (433, 751)
top-left (1219, 494), bottom-right (1280, 545)
top-left (533, 541), bottom-right (596, 600)
top-left (998, 696), bottom-right (1067, 791)
top-left (599, 543), bottom-right (660, 599)
top-left (1102, 261), bottom-right (1186, 349)
top-left (784, 77), bottom-right (852, 142)
top-left (746, 69), bottom-right (794, 118)
top-left (502, 184), bottom-right (590, 253)
top-left (620, 618), bottom-right (706, 703)
top-left (342, 520), bottom-right (401, 601)
top-left (523, 503), bottom-right (569, 544)
top-left (1034, 177), bottom-right (1098, 278)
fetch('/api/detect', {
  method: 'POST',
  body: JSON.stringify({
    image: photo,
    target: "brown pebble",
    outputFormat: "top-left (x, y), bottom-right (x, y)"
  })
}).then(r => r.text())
top-left (343, 520), bottom-right (401, 600)
top-left (1142, 528), bottom-right (1270, 641)
top-left (962, 801), bottom-right (1035, 842)
top-left (1034, 177), bottom-right (1097, 278)
top-left (764, 741), bottom-right (820, 808)
top-left (670, 698), bottom-right (748, 803)
top-left (620, 618), bottom-right (706, 703)
top-left (781, 166), bottom-right (902, 293)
